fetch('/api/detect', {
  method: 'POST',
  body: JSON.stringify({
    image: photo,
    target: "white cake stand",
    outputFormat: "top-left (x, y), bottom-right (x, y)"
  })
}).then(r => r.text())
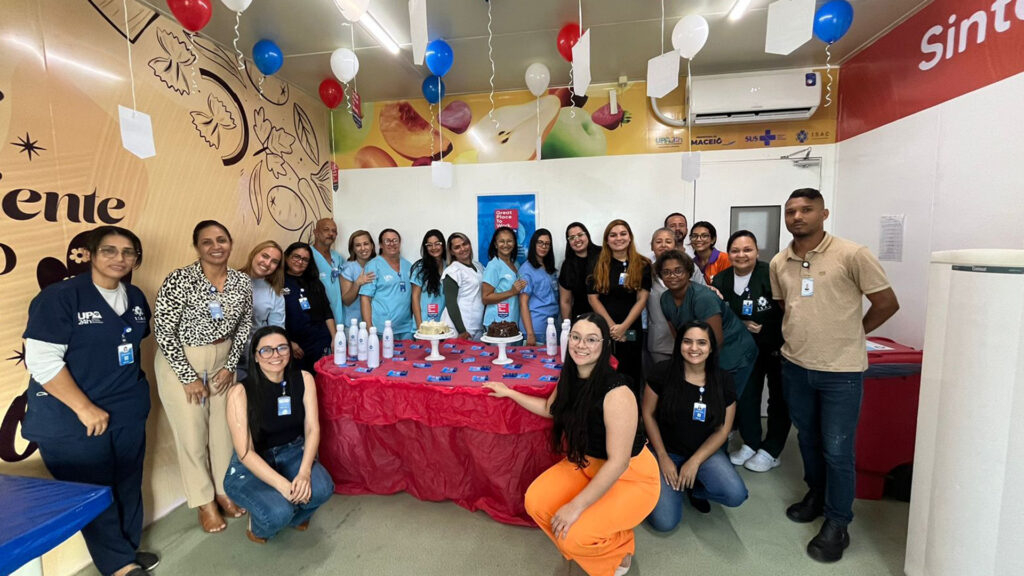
top-left (413, 329), bottom-right (458, 361)
top-left (480, 334), bottom-right (524, 365)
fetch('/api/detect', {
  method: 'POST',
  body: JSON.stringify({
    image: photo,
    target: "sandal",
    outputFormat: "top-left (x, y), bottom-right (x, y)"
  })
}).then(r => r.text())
top-left (613, 554), bottom-right (632, 576)
top-left (215, 494), bottom-right (247, 518)
top-left (294, 519), bottom-right (310, 532)
top-left (246, 518), bottom-right (267, 544)
top-left (198, 503), bottom-right (226, 533)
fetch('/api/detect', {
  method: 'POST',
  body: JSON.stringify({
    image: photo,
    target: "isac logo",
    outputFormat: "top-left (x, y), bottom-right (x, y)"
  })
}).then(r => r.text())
top-left (78, 311), bottom-right (104, 325)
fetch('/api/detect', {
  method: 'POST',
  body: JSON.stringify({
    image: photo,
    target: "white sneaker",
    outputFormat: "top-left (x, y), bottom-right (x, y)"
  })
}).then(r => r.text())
top-left (729, 444), bottom-right (757, 466)
top-left (744, 449), bottom-right (781, 472)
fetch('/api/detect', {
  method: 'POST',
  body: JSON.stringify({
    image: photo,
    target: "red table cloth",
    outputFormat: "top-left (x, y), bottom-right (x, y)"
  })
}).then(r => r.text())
top-left (314, 339), bottom-right (563, 526)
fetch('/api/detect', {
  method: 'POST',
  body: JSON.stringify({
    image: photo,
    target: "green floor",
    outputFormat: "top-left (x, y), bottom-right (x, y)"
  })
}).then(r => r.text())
top-left (75, 436), bottom-right (908, 576)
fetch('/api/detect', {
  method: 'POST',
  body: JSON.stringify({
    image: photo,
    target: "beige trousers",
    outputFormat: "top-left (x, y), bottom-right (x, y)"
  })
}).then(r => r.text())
top-left (155, 340), bottom-right (234, 508)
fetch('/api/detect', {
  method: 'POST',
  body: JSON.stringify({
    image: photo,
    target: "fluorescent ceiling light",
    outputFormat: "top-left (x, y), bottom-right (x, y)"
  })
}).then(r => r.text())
top-left (359, 11), bottom-right (401, 55)
top-left (728, 0), bottom-right (753, 21)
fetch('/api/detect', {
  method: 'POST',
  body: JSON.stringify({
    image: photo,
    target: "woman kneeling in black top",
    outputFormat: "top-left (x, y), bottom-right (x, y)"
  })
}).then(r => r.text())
top-left (224, 326), bottom-right (334, 543)
top-left (644, 320), bottom-right (748, 531)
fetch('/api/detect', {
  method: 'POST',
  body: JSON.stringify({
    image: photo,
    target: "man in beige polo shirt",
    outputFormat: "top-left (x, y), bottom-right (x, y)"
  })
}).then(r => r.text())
top-left (769, 188), bottom-right (899, 564)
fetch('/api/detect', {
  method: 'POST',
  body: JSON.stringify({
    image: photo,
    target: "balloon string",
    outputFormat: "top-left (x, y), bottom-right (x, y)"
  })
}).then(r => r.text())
top-left (233, 11), bottom-right (245, 70)
top-left (186, 31), bottom-right (200, 93)
top-left (121, 0), bottom-right (137, 114)
top-left (660, 0), bottom-right (665, 55)
top-left (329, 106), bottom-right (335, 158)
top-left (437, 76), bottom-right (444, 159)
top-left (349, 23), bottom-right (358, 93)
top-left (429, 102), bottom-right (436, 161)
top-left (577, 0), bottom-right (582, 32)
top-left (824, 43), bottom-right (833, 108)
top-left (535, 96), bottom-right (541, 161)
top-left (258, 74), bottom-right (265, 99)
top-left (487, 0), bottom-right (499, 131)
top-left (568, 66), bottom-right (576, 119)
top-left (344, 82), bottom-right (353, 116)
top-left (686, 59), bottom-right (693, 149)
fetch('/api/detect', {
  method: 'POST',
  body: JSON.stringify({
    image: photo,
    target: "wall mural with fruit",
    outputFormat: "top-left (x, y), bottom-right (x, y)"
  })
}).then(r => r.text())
top-left (332, 71), bottom-right (838, 170)
top-left (0, 0), bottom-right (328, 487)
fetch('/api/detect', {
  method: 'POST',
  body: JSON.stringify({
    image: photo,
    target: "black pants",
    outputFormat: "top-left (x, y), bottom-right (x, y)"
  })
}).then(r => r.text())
top-left (612, 337), bottom-right (644, 393)
top-left (37, 424), bottom-right (146, 576)
top-left (736, 348), bottom-right (791, 457)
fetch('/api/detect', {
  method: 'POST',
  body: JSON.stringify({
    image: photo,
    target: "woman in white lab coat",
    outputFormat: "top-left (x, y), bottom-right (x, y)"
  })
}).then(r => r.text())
top-left (440, 232), bottom-right (484, 340)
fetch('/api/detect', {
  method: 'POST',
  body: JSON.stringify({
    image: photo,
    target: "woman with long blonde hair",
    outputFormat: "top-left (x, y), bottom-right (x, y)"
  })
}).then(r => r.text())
top-left (237, 240), bottom-right (286, 380)
top-left (587, 219), bottom-right (651, 391)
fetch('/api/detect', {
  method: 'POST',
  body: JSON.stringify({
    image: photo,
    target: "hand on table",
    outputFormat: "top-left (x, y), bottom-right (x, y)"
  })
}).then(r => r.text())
top-left (482, 381), bottom-right (512, 398)
top-left (76, 403), bottom-right (110, 436)
top-left (525, 334), bottom-right (537, 346)
top-left (458, 331), bottom-right (471, 340)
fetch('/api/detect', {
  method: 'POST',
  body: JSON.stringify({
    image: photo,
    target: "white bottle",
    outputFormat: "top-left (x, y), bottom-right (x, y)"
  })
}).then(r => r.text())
top-left (545, 318), bottom-right (558, 356)
top-left (367, 326), bottom-right (380, 368)
top-left (347, 318), bottom-right (358, 359)
top-left (357, 321), bottom-right (369, 361)
top-left (560, 319), bottom-right (571, 362)
top-left (382, 320), bottom-right (394, 359)
top-left (333, 328), bottom-right (347, 366)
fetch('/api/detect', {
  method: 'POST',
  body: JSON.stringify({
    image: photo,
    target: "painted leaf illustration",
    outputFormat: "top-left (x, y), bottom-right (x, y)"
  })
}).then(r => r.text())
top-left (293, 103), bottom-right (320, 165)
top-left (311, 161), bottom-right (333, 211)
top-left (249, 161), bottom-right (263, 225)
top-left (149, 28), bottom-right (195, 95)
top-left (253, 106), bottom-right (272, 145)
top-left (265, 128), bottom-right (295, 178)
top-left (190, 94), bottom-right (236, 148)
top-left (296, 178), bottom-right (322, 223)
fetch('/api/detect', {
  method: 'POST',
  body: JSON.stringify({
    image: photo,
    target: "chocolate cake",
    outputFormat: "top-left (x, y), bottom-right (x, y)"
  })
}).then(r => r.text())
top-left (486, 321), bottom-right (520, 338)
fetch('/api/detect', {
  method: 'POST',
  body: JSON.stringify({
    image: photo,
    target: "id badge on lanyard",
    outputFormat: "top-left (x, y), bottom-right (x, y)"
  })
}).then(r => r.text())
top-left (117, 327), bottom-right (134, 366)
top-left (741, 287), bottom-right (754, 317)
top-left (208, 286), bottom-right (224, 320)
top-left (277, 381), bottom-right (291, 416)
top-left (692, 385), bottom-right (707, 422)
top-left (800, 260), bottom-right (813, 297)
top-left (618, 261), bottom-right (628, 286)
top-left (298, 288), bottom-right (310, 310)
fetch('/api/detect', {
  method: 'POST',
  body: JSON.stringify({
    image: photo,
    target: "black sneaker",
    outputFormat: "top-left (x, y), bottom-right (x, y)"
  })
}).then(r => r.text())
top-left (687, 490), bottom-right (711, 514)
top-left (135, 551), bottom-right (160, 572)
top-left (806, 520), bottom-right (850, 563)
top-left (786, 490), bottom-right (824, 523)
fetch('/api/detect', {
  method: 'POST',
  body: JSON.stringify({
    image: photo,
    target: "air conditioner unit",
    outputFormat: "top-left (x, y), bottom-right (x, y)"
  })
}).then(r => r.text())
top-left (689, 70), bottom-right (821, 125)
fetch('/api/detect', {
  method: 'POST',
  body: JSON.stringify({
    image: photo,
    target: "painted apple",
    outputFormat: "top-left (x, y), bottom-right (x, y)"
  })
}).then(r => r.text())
top-left (440, 100), bottom-right (472, 134)
top-left (541, 108), bottom-right (607, 159)
top-left (354, 145), bottom-right (397, 168)
top-left (591, 103), bottom-right (631, 130)
top-left (331, 101), bottom-right (374, 154)
top-left (379, 101), bottom-right (452, 160)
top-left (467, 95), bottom-right (560, 163)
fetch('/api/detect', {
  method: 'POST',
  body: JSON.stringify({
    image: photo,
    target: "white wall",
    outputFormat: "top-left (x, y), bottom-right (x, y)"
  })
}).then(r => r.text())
top-left (834, 71), bottom-right (1024, 348)
top-left (335, 145), bottom-right (836, 264)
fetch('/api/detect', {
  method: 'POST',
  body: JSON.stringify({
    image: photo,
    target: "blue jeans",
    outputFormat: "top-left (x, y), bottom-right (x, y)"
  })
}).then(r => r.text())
top-left (647, 450), bottom-right (748, 532)
top-left (782, 361), bottom-right (863, 526)
top-left (223, 437), bottom-right (335, 539)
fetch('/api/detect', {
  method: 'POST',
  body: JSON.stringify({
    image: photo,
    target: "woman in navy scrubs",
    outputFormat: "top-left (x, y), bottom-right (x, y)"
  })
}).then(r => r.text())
top-left (281, 242), bottom-right (335, 372)
top-left (23, 226), bottom-right (158, 576)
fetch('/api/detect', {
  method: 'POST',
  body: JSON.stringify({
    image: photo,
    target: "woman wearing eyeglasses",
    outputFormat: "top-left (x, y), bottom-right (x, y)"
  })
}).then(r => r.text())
top-left (587, 220), bottom-right (651, 391)
top-left (656, 250), bottom-right (758, 403)
top-left (643, 321), bottom-right (748, 531)
top-left (519, 229), bottom-right (559, 346)
top-left (558, 222), bottom-right (601, 321)
top-left (360, 229), bottom-right (414, 339)
top-left (484, 314), bottom-right (658, 576)
top-left (154, 220), bottom-right (252, 533)
top-left (689, 221), bottom-right (731, 285)
top-left (339, 230), bottom-right (377, 325)
top-left (411, 229), bottom-right (447, 330)
top-left (481, 226), bottom-right (527, 330)
top-left (23, 226), bottom-right (159, 576)
top-left (281, 243), bottom-right (335, 373)
top-left (644, 228), bottom-right (677, 369)
top-left (224, 326), bottom-right (334, 544)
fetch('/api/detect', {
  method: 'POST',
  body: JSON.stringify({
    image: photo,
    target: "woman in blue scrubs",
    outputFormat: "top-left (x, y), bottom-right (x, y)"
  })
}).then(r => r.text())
top-left (359, 229), bottom-right (414, 339)
top-left (411, 229), bottom-right (447, 330)
top-left (339, 230), bottom-right (376, 325)
top-left (23, 226), bottom-right (158, 576)
top-left (481, 226), bottom-right (526, 331)
top-left (518, 229), bottom-right (559, 345)
top-left (281, 243), bottom-right (335, 373)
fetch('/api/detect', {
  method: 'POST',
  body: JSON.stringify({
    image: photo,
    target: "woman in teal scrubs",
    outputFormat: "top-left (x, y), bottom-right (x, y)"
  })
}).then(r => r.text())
top-left (411, 229), bottom-right (447, 330)
top-left (481, 226), bottom-right (526, 330)
top-left (359, 229), bottom-right (414, 339)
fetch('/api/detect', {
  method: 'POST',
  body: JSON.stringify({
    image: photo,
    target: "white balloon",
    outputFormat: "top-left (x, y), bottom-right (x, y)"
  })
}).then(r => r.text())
top-left (524, 63), bottom-right (550, 97)
top-left (334, 0), bottom-right (370, 22)
top-left (220, 0), bottom-right (253, 12)
top-left (671, 14), bottom-right (710, 59)
top-left (331, 48), bottom-right (359, 83)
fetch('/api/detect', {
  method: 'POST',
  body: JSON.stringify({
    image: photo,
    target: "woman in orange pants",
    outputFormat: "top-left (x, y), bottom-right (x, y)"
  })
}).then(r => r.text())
top-left (485, 313), bottom-right (659, 576)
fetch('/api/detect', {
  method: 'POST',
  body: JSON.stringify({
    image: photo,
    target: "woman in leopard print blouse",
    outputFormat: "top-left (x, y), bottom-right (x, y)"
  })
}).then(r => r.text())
top-left (153, 220), bottom-right (252, 534)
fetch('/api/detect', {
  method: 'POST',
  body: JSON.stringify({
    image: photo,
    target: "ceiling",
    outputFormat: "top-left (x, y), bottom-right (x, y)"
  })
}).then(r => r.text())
top-left (138, 0), bottom-right (930, 102)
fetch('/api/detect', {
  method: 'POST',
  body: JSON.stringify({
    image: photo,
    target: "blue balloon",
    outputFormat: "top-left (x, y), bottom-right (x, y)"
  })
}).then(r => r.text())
top-left (422, 75), bottom-right (446, 104)
top-left (424, 39), bottom-right (453, 77)
top-left (813, 0), bottom-right (854, 44)
top-left (252, 39), bottom-right (283, 75)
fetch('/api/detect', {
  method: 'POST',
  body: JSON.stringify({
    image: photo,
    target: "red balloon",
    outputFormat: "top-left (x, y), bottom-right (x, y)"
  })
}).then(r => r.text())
top-left (167, 0), bottom-right (212, 33)
top-left (319, 78), bottom-right (344, 109)
top-left (556, 23), bottom-right (581, 62)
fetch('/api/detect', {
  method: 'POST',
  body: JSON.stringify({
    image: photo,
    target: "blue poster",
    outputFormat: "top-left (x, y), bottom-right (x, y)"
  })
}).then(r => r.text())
top-left (477, 194), bottom-right (536, 267)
